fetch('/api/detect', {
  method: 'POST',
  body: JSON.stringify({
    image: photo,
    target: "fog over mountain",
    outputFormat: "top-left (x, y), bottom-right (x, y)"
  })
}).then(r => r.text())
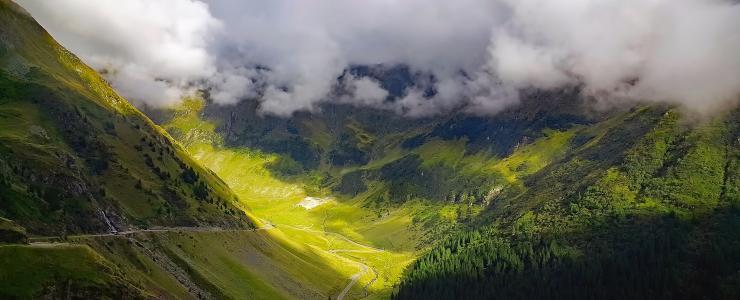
top-left (18, 0), bottom-right (740, 116)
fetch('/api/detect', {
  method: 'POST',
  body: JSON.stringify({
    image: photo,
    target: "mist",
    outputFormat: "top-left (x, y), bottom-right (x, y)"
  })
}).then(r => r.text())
top-left (17, 0), bottom-right (740, 116)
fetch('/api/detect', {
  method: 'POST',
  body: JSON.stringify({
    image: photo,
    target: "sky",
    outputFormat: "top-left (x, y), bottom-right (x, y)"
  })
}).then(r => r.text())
top-left (16, 0), bottom-right (740, 117)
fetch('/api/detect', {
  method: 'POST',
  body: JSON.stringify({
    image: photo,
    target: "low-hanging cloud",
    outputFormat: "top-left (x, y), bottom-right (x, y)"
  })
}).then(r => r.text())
top-left (18, 0), bottom-right (220, 106)
top-left (17, 0), bottom-right (740, 116)
top-left (489, 0), bottom-right (740, 114)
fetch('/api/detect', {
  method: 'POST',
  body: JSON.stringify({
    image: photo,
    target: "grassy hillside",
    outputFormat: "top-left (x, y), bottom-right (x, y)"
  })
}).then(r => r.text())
top-left (0, 243), bottom-right (147, 299)
top-left (157, 97), bottom-right (425, 298)
top-left (3, 1), bottom-right (734, 299)
top-left (2, 228), bottom-right (368, 299)
top-left (0, 0), bottom-right (253, 236)
top-left (76, 230), bottom-right (362, 299)
top-left (0, 1), bottom-right (325, 298)
top-left (0, 3), bottom-right (400, 296)
top-left (151, 89), bottom-right (737, 300)
top-left (146, 83), bottom-right (611, 298)
top-left (395, 108), bottom-right (740, 299)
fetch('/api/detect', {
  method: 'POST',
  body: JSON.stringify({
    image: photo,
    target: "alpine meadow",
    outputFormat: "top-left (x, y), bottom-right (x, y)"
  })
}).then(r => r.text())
top-left (1, 0), bottom-right (739, 299)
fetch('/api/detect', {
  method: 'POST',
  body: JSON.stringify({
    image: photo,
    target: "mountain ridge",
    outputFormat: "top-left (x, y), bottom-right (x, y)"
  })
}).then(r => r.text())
top-left (0, 0), bottom-right (253, 235)
top-left (1, 0), bottom-right (738, 298)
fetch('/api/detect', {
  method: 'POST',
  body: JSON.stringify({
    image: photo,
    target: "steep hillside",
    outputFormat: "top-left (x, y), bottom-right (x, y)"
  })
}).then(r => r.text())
top-left (0, 0), bottom-right (326, 299)
top-left (0, 243), bottom-right (148, 299)
top-left (147, 62), bottom-right (739, 299)
top-left (144, 68), bottom-right (627, 298)
top-left (0, 0), bottom-right (253, 236)
top-left (150, 84), bottom-right (602, 210)
top-left (396, 108), bottom-right (740, 299)
top-left (3, 1), bottom-right (736, 299)
top-left (151, 97), bottom-right (424, 298)
top-left (0, 2), bottom-right (383, 299)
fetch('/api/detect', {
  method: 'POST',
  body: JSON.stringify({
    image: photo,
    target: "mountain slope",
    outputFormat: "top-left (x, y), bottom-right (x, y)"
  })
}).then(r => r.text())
top-left (0, 0), bottom-right (253, 236)
top-left (395, 108), bottom-right (740, 299)
top-left (147, 62), bottom-right (739, 299)
top-left (142, 69), bottom-right (629, 298)
top-left (0, 1), bottom-right (299, 298)
top-left (3, 0), bottom-right (735, 299)
top-left (0, 3), bottom-right (384, 299)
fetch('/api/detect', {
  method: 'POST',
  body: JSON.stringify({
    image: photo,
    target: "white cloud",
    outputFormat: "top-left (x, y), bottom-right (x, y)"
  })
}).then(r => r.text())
top-left (17, 0), bottom-right (226, 106)
top-left (487, 0), bottom-right (740, 114)
top-left (491, 31), bottom-right (572, 89)
top-left (348, 77), bottom-right (388, 107)
top-left (209, 67), bottom-right (258, 105)
top-left (17, 0), bottom-right (740, 116)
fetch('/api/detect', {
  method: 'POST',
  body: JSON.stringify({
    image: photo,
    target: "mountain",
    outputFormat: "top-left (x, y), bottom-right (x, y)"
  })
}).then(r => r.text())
top-left (0, 3), bottom-right (389, 299)
top-left (2, 0), bottom-right (738, 299)
top-left (395, 109), bottom-right (740, 299)
top-left (0, 1), bottom-right (304, 298)
top-left (146, 62), bottom-right (739, 299)
top-left (0, 0), bottom-right (253, 236)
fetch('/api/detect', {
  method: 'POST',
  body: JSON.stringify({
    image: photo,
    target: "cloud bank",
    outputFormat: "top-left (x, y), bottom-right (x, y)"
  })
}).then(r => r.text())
top-left (17, 0), bottom-right (740, 116)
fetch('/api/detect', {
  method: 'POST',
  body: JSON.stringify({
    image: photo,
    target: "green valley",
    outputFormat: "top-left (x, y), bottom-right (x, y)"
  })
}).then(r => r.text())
top-left (0, 1), bottom-right (362, 298)
top-left (1, 0), bottom-right (739, 299)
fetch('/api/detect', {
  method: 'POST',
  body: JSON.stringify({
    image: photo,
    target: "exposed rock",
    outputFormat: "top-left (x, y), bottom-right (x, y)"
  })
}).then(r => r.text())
top-left (27, 125), bottom-right (49, 141)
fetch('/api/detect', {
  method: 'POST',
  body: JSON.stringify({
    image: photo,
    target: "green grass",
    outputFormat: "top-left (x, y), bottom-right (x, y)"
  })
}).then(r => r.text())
top-left (299, 119), bottom-right (333, 150)
top-left (155, 95), bottom-right (609, 297)
top-left (415, 139), bottom-right (467, 168)
top-left (159, 97), bottom-right (439, 296)
top-left (145, 230), bottom-right (336, 299)
top-left (72, 229), bottom-right (359, 299)
top-left (487, 128), bottom-right (578, 183)
top-left (80, 236), bottom-right (193, 299)
top-left (346, 121), bottom-right (376, 149)
top-left (5, 9), bottom-right (696, 298)
top-left (395, 107), bottom-right (740, 299)
top-left (0, 243), bottom-right (138, 298)
top-left (0, 0), bottom-right (256, 233)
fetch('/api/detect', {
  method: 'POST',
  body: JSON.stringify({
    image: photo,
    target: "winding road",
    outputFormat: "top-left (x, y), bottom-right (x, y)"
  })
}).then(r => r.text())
top-left (28, 225), bottom-right (272, 243)
top-left (273, 223), bottom-right (382, 300)
top-left (337, 264), bottom-right (368, 300)
top-left (28, 222), bottom-right (382, 300)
